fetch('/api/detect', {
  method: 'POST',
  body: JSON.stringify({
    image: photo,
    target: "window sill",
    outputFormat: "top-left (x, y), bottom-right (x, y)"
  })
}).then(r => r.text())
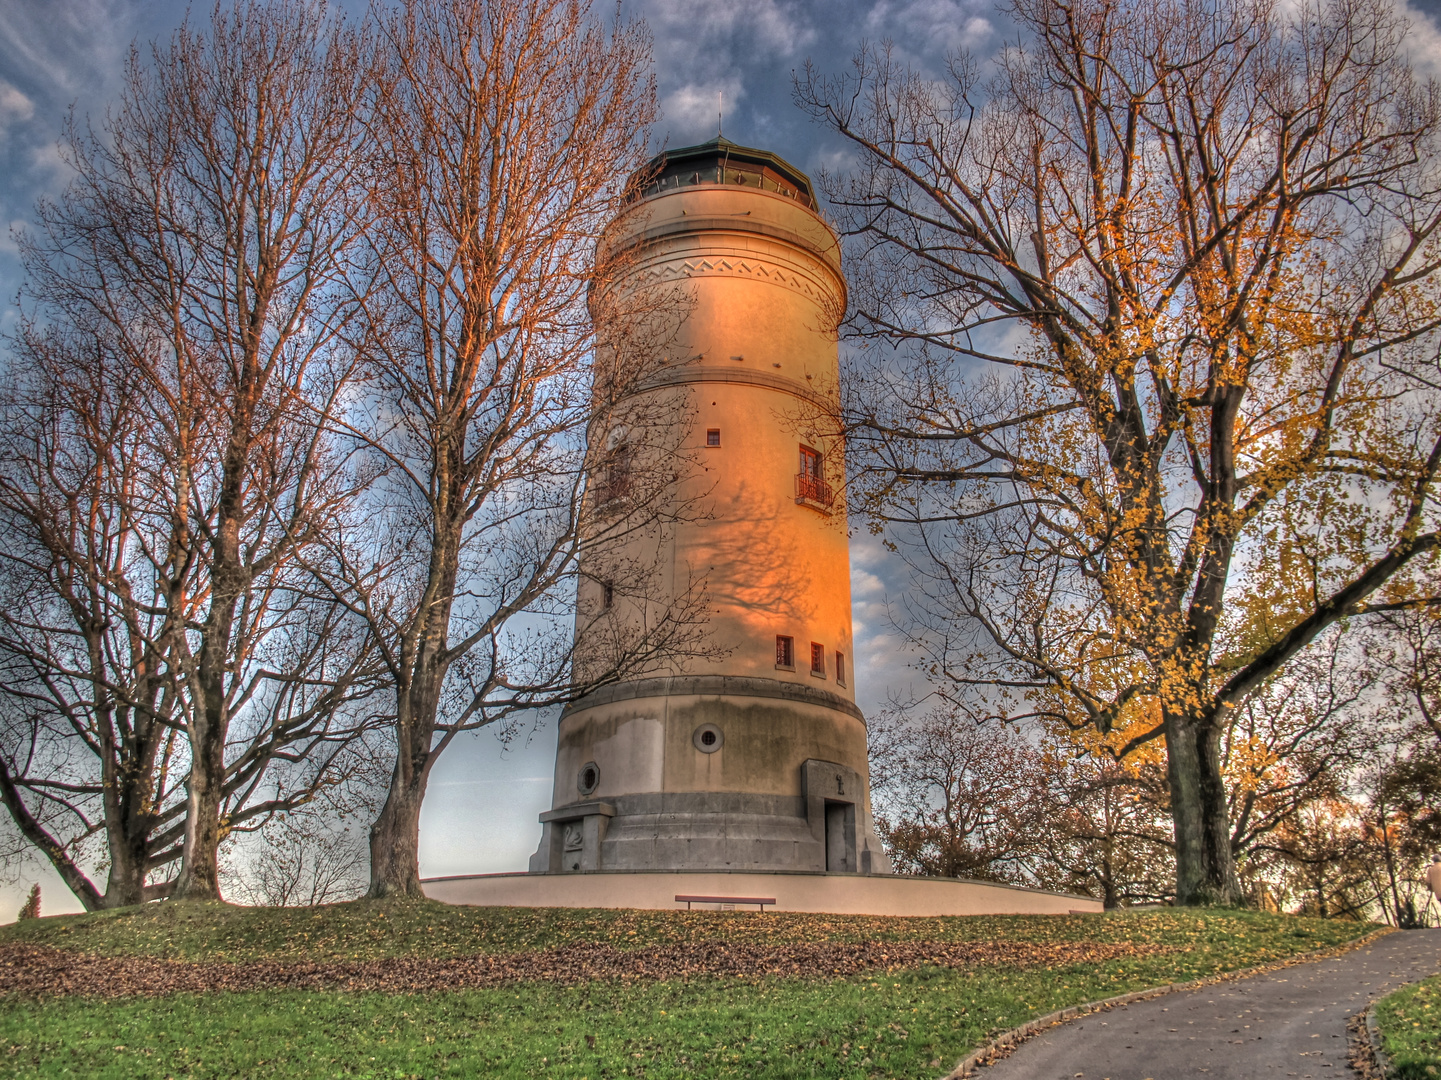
top-left (795, 495), bottom-right (833, 515)
top-left (775, 664), bottom-right (796, 672)
top-left (810, 670), bottom-right (827, 679)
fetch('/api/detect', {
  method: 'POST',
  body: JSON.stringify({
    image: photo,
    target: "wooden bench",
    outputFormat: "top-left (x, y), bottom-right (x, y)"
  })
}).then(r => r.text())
top-left (675, 894), bottom-right (776, 912)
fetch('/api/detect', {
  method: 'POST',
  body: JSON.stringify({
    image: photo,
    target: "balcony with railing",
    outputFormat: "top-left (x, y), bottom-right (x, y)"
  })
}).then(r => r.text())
top-left (795, 471), bottom-right (834, 510)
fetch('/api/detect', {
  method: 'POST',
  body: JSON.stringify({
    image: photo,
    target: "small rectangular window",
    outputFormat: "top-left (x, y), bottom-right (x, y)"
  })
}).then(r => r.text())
top-left (602, 582), bottom-right (614, 610)
top-left (776, 635), bottom-right (794, 669)
top-left (835, 651), bottom-right (846, 687)
top-left (706, 428), bottom-right (721, 447)
top-left (810, 642), bottom-right (825, 676)
top-left (598, 443), bottom-right (631, 503)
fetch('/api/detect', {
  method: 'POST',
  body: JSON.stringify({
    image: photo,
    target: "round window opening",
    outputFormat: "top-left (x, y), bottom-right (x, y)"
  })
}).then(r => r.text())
top-left (577, 761), bottom-right (600, 796)
top-left (692, 723), bottom-right (724, 754)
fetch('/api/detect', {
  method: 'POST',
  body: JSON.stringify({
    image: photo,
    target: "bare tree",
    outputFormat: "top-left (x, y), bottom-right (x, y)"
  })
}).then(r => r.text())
top-left (1037, 748), bottom-right (1174, 908)
top-left (6, 0), bottom-right (386, 905)
top-left (869, 706), bottom-right (1050, 881)
top-left (799, 0), bottom-right (1441, 903)
top-left (226, 814), bottom-right (369, 907)
top-left (344, 0), bottom-right (709, 898)
top-left (1267, 797), bottom-right (1377, 919)
top-left (1375, 606), bottom-right (1441, 745)
top-left (0, 332), bottom-right (190, 908)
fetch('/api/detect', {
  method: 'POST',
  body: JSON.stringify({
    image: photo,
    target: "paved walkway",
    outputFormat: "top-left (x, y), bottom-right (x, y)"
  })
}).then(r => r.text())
top-left (977, 928), bottom-right (1441, 1080)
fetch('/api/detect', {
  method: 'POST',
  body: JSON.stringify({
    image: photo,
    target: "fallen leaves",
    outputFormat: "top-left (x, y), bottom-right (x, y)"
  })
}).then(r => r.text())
top-left (0, 938), bottom-right (1163, 999)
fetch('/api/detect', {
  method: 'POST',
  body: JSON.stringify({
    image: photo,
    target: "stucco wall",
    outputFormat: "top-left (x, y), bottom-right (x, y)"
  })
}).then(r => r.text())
top-left (424, 870), bottom-right (1105, 917)
top-left (582, 183), bottom-right (854, 695)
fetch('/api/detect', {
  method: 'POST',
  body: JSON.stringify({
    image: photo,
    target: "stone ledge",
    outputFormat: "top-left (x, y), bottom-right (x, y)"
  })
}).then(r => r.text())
top-left (538, 801), bottom-right (616, 823)
top-left (561, 675), bottom-right (865, 723)
top-left (633, 363), bottom-right (832, 411)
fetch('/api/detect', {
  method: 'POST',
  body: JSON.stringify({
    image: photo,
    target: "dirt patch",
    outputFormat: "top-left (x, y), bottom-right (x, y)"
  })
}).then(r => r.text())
top-left (0, 939), bottom-right (1161, 998)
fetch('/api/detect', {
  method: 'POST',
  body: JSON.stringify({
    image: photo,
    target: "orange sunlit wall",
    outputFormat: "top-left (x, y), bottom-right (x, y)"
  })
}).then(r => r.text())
top-left (588, 180), bottom-right (855, 703)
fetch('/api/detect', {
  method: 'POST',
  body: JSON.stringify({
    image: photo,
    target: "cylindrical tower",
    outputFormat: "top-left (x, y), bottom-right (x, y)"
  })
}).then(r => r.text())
top-left (530, 138), bottom-right (890, 877)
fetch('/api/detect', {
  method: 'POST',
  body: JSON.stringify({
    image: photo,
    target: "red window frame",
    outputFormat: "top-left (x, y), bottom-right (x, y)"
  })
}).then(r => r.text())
top-left (799, 445), bottom-right (822, 479)
top-left (796, 445), bottom-right (833, 506)
top-left (776, 635), bottom-right (794, 668)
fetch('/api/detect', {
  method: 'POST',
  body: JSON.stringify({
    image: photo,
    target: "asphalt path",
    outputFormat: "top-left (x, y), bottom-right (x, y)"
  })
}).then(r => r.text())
top-left (975, 928), bottom-right (1441, 1080)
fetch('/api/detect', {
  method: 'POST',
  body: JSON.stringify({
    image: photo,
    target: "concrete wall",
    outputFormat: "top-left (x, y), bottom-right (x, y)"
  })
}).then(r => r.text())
top-left (424, 870), bottom-right (1105, 917)
top-left (553, 684), bottom-right (868, 802)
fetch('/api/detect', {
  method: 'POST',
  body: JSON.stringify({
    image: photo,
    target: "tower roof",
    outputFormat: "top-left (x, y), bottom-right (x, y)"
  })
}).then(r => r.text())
top-left (628, 137), bottom-right (818, 209)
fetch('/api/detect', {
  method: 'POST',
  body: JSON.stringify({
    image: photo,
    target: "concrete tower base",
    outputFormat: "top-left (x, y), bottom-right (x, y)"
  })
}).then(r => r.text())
top-left (531, 677), bottom-right (892, 877)
top-left (422, 869), bottom-right (1103, 917)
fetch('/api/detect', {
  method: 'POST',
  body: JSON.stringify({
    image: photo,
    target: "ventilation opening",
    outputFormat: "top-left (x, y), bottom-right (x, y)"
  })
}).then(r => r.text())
top-left (693, 723), bottom-right (724, 753)
top-left (577, 761), bottom-right (600, 795)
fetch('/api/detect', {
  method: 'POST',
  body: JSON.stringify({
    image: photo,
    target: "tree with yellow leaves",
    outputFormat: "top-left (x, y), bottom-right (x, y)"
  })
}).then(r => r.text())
top-left (800, 0), bottom-right (1441, 903)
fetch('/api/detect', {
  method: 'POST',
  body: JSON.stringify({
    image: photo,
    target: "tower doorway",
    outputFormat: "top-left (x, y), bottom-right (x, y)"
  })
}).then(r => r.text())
top-left (824, 801), bottom-right (856, 872)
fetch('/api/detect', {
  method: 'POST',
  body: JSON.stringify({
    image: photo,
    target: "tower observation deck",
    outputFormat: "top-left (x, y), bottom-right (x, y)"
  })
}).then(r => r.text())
top-left (528, 138), bottom-right (891, 878)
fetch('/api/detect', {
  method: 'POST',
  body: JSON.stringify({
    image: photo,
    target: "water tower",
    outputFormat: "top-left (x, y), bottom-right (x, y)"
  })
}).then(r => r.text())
top-left (528, 138), bottom-right (891, 878)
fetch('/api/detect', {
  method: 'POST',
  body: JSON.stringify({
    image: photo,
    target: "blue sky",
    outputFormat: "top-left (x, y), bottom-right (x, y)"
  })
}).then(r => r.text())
top-left (4, 0), bottom-right (1441, 916)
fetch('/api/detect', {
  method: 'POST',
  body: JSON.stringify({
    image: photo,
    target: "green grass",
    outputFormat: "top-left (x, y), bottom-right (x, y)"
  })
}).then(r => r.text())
top-left (0, 902), bottom-right (1376, 1080)
top-left (1375, 973), bottom-right (1441, 1080)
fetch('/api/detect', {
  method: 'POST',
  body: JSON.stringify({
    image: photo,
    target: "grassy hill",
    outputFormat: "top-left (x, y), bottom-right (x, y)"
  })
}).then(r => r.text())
top-left (0, 900), bottom-right (1375, 1079)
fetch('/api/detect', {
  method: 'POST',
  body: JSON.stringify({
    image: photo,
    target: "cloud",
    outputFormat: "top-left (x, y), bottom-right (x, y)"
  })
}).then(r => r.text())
top-left (0, 0), bottom-right (138, 105)
top-left (663, 77), bottom-right (746, 139)
top-left (635, 0), bottom-right (829, 145)
top-left (0, 81), bottom-right (34, 133)
top-left (643, 0), bottom-right (818, 63)
top-left (864, 0), bottom-right (995, 60)
top-left (1401, 1), bottom-right (1441, 79)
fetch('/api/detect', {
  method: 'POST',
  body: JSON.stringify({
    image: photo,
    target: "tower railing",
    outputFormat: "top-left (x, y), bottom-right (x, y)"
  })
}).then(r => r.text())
top-left (795, 472), bottom-right (834, 507)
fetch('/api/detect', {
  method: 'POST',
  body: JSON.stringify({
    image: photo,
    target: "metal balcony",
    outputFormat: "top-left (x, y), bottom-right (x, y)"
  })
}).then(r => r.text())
top-left (795, 472), bottom-right (834, 507)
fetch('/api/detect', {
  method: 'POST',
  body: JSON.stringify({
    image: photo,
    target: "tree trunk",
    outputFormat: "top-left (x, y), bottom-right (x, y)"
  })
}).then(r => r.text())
top-left (365, 506), bottom-right (459, 899)
top-left (1167, 710), bottom-right (1242, 905)
top-left (1100, 838), bottom-right (1120, 910)
top-left (1166, 714), bottom-right (1207, 904)
top-left (367, 765), bottom-right (427, 899)
top-left (101, 812), bottom-right (151, 909)
top-left (367, 659), bottom-right (448, 897)
top-left (366, 633), bottom-right (448, 898)
top-left (1197, 719), bottom-right (1242, 905)
top-left (170, 708), bottom-right (227, 900)
top-left (368, 667), bottom-right (443, 897)
top-left (172, 421), bottom-right (248, 902)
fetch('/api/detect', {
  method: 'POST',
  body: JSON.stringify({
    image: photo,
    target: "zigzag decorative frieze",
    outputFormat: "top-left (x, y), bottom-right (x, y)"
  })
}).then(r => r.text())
top-left (630, 256), bottom-right (836, 303)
